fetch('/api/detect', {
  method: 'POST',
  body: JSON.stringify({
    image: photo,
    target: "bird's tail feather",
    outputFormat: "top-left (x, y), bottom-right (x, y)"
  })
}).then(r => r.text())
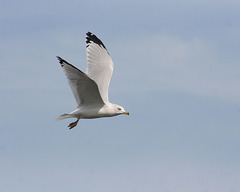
top-left (56, 113), bottom-right (74, 121)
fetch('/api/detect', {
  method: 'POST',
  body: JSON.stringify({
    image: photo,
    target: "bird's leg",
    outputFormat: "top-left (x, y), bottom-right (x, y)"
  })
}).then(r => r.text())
top-left (68, 118), bottom-right (80, 129)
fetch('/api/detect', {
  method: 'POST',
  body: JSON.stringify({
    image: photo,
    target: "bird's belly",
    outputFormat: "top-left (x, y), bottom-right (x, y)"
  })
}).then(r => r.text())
top-left (81, 112), bottom-right (116, 119)
top-left (70, 104), bottom-right (118, 119)
top-left (71, 107), bottom-right (115, 119)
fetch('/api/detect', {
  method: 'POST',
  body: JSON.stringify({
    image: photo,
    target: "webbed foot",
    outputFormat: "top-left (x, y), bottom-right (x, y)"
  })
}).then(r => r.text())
top-left (68, 118), bottom-right (80, 129)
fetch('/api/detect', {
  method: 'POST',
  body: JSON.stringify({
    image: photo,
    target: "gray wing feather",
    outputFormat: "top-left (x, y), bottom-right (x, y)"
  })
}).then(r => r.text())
top-left (57, 56), bottom-right (104, 107)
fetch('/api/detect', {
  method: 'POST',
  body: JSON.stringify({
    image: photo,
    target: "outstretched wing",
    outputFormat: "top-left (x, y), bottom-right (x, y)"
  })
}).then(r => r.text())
top-left (86, 32), bottom-right (113, 104)
top-left (57, 56), bottom-right (104, 107)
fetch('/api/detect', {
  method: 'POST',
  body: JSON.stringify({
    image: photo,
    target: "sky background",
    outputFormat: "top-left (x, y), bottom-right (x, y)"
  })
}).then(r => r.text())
top-left (1, 0), bottom-right (240, 191)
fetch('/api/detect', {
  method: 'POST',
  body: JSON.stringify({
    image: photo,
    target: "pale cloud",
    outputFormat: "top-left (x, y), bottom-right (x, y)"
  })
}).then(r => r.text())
top-left (112, 33), bottom-right (240, 104)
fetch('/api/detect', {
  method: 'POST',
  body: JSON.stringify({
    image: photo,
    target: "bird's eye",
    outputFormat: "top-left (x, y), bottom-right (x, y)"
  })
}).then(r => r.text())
top-left (117, 108), bottom-right (121, 110)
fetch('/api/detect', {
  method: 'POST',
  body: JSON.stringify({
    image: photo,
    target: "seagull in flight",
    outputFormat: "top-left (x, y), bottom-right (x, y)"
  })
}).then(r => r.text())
top-left (56, 32), bottom-right (129, 129)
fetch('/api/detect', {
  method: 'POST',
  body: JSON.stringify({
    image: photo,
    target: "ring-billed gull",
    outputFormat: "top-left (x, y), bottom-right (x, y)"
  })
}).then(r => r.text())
top-left (56, 32), bottom-right (129, 129)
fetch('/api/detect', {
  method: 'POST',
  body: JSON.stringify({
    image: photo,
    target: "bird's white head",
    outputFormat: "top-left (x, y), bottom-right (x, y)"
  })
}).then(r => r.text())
top-left (113, 104), bottom-right (130, 116)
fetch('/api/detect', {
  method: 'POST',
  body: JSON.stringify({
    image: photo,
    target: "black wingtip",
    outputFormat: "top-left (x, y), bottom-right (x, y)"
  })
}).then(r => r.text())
top-left (56, 56), bottom-right (85, 74)
top-left (56, 56), bottom-right (65, 67)
top-left (86, 32), bottom-right (107, 49)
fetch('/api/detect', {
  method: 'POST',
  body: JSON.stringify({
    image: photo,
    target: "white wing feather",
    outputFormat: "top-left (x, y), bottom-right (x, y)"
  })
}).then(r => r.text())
top-left (86, 32), bottom-right (113, 104)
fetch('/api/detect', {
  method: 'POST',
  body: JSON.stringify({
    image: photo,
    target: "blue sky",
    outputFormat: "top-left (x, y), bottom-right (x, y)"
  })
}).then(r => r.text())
top-left (1, 0), bottom-right (240, 191)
